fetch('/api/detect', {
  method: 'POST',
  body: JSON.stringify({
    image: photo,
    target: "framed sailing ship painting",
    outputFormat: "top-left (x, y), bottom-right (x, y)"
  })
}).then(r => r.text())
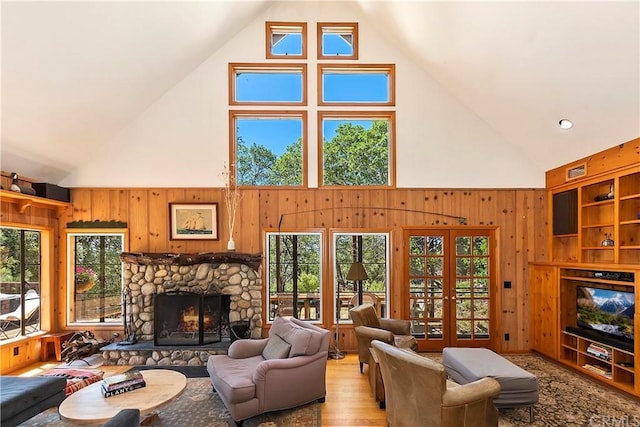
top-left (169, 203), bottom-right (219, 240)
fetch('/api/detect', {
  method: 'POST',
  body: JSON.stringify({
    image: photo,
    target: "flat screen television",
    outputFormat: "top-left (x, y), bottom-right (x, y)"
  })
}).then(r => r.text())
top-left (575, 286), bottom-right (635, 351)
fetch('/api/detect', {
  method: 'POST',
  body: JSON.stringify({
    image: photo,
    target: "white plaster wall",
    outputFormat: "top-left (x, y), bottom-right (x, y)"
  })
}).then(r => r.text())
top-left (62, 1), bottom-right (541, 188)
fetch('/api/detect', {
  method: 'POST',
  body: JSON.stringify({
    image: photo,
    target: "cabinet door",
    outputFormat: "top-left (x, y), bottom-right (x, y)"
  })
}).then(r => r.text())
top-left (530, 264), bottom-right (558, 358)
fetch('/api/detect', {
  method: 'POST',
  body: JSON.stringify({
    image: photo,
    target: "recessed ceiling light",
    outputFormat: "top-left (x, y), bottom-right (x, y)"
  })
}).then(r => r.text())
top-left (558, 119), bottom-right (573, 129)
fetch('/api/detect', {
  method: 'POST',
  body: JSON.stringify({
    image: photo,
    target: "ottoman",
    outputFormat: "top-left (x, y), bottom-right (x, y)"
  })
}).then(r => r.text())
top-left (442, 347), bottom-right (538, 421)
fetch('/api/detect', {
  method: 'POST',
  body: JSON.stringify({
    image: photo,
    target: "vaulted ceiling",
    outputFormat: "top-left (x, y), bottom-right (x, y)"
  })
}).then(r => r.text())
top-left (2, 1), bottom-right (638, 185)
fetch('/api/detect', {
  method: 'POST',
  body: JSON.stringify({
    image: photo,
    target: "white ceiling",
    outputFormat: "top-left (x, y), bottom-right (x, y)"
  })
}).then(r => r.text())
top-left (2, 0), bottom-right (639, 185)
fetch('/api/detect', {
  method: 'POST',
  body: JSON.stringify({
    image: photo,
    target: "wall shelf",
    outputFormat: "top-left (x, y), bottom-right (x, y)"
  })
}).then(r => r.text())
top-left (0, 189), bottom-right (70, 213)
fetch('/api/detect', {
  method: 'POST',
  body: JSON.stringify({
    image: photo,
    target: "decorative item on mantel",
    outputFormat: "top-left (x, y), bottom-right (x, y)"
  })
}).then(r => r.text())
top-left (221, 162), bottom-right (242, 251)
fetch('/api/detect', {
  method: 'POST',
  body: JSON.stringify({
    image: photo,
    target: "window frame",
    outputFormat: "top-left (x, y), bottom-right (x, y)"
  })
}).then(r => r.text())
top-left (0, 225), bottom-right (46, 341)
top-left (317, 110), bottom-right (396, 188)
top-left (266, 21), bottom-right (307, 59)
top-left (230, 110), bottom-right (309, 188)
top-left (317, 22), bottom-right (359, 60)
top-left (66, 229), bottom-right (127, 327)
top-left (265, 229), bottom-right (324, 324)
top-left (229, 63), bottom-right (308, 106)
top-left (318, 64), bottom-right (395, 106)
top-left (332, 230), bottom-right (391, 323)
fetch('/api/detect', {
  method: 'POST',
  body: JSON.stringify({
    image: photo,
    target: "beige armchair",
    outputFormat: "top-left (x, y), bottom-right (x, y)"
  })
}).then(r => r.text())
top-left (207, 317), bottom-right (330, 426)
top-left (372, 340), bottom-right (501, 427)
top-left (349, 303), bottom-right (417, 373)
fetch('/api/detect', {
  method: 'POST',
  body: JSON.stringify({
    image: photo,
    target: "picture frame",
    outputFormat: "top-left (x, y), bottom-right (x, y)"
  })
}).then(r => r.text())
top-left (169, 203), bottom-right (219, 240)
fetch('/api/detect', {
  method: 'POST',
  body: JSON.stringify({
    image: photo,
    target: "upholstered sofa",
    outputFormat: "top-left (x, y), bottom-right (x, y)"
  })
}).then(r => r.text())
top-left (0, 375), bottom-right (67, 427)
top-left (207, 316), bottom-right (330, 425)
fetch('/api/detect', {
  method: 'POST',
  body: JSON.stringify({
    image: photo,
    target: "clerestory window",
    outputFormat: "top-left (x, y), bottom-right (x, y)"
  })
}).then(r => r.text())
top-left (229, 22), bottom-right (395, 188)
top-left (319, 111), bottom-right (395, 187)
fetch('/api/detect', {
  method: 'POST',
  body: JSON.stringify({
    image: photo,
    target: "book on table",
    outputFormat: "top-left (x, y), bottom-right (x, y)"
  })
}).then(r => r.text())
top-left (101, 370), bottom-right (146, 397)
top-left (102, 381), bottom-right (146, 398)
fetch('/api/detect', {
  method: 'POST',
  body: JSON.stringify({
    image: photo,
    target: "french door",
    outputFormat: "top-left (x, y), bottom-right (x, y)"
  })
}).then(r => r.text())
top-left (404, 228), bottom-right (496, 351)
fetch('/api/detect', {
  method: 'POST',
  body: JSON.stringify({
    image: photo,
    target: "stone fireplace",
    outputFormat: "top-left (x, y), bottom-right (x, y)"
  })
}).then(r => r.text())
top-left (102, 252), bottom-right (262, 366)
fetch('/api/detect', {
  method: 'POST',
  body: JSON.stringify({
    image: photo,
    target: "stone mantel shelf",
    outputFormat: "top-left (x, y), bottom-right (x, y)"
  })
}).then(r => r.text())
top-left (120, 251), bottom-right (262, 270)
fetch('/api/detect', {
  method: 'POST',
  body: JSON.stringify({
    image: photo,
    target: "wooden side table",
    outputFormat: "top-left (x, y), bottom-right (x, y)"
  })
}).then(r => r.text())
top-left (368, 347), bottom-right (385, 409)
top-left (41, 331), bottom-right (74, 362)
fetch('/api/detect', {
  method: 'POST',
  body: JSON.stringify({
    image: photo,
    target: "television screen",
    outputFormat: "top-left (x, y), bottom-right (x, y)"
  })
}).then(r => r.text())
top-left (577, 286), bottom-right (635, 344)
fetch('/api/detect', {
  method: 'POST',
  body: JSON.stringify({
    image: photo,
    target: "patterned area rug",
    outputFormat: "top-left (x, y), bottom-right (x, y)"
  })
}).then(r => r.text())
top-left (427, 353), bottom-right (640, 427)
top-left (20, 378), bottom-right (321, 427)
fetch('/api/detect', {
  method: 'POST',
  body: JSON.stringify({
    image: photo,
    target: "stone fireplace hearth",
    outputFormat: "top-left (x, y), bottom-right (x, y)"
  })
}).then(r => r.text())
top-left (102, 252), bottom-right (262, 366)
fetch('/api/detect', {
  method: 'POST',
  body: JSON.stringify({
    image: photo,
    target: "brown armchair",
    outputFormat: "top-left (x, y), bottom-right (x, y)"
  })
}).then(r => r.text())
top-left (349, 303), bottom-right (417, 373)
top-left (372, 340), bottom-right (501, 427)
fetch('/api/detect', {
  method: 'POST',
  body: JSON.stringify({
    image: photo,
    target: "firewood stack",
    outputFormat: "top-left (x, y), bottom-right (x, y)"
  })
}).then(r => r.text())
top-left (61, 330), bottom-right (111, 363)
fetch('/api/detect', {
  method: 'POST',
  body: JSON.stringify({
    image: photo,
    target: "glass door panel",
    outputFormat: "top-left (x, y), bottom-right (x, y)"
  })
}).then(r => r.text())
top-left (404, 228), bottom-right (495, 351)
top-left (406, 231), bottom-right (449, 350)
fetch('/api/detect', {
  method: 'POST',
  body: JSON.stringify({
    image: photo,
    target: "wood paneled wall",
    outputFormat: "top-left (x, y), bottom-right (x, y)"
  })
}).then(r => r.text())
top-left (61, 187), bottom-right (548, 352)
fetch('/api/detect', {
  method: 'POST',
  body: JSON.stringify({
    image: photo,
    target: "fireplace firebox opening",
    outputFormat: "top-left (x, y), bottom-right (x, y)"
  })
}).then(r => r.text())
top-left (154, 291), bottom-right (231, 346)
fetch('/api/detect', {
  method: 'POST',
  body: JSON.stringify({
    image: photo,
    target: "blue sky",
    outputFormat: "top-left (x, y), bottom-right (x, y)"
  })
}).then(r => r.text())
top-left (236, 35), bottom-right (388, 156)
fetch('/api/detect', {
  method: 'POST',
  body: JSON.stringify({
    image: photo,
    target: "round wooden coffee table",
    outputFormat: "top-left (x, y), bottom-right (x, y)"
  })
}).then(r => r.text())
top-left (59, 369), bottom-right (187, 425)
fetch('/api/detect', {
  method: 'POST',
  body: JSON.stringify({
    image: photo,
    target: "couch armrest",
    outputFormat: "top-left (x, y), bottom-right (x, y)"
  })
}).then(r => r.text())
top-left (355, 325), bottom-right (395, 344)
top-left (378, 318), bottom-right (411, 335)
top-left (253, 351), bottom-right (326, 382)
top-left (228, 338), bottom-right (269, 359)
top-left (443, 377), bottom-right (501, 407)
top-left (253, 351), bottom-right (328, 411)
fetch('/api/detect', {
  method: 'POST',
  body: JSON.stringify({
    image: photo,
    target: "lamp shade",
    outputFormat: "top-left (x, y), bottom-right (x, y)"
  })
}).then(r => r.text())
top-left (346, 262), bottom-right (369, 281)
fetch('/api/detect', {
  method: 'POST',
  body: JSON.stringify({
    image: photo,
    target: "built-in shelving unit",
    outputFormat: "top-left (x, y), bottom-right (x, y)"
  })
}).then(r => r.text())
top-left (560, 331), bottom-right (635, 394)
top-left (556, 266), bottom-right (637, 396)
top-left (0, 189), bottom-right (70, 213)
top-left (531, 137), bottom-right (640, 398)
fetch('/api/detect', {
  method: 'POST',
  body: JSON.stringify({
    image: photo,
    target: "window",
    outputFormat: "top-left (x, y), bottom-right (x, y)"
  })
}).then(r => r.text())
top-left (317, 23), bottom-right (358, 60)
top-left (319, 64), bottom-right (395, 105)
top-left (319, 111), bottom-right (395, 187)
top-left (67, 231), bottom-right (125, 325)
top-left (229, 22), bottom-right (395, 188)
top-left (266, 22), bottom-right (307, 59)
top-left (334, 232), bottom-right (389, 322)
top-left (231, 111), bottom-right (307, 187)
top-left (229, 63), bottom-right (307, 105)
top-left (0, 227), bottom-right (41, 340)
top-left (266, 232), bottom-right (323, 322)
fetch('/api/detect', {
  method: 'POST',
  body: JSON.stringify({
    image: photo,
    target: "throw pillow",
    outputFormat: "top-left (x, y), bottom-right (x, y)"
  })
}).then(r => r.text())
top-left (277, 325), bottom-right (314, 357)
top-left (262, 334), bottom-right (291, 359)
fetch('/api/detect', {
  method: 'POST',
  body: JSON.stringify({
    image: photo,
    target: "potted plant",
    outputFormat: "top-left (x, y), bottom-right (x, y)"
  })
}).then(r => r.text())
top-left (75, 266), bottom-right (97, 293)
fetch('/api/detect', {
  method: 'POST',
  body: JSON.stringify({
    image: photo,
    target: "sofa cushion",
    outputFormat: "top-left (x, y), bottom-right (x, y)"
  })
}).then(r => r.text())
top-left (262, 334), bottom-right (291, 359)
top-left (270, 316), bottom-right (324, 356)
top-left (207, 354), bottom-right (264, 404)
top-left (0, 376), bottom-right (66, 424)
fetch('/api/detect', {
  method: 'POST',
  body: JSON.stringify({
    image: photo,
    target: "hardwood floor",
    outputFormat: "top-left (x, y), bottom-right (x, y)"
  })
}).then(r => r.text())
top-left (10, 353), bottom-right (387, 426)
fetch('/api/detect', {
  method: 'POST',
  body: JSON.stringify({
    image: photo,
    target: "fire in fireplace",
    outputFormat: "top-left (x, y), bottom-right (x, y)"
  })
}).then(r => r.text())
top-left (154, 291), bottom-right (230, 346)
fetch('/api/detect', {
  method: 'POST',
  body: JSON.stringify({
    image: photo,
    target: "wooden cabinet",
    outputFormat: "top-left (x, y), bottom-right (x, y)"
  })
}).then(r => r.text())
top-left (533, 138), bottom-right (640, 398)
top-left (548, 138), bottom-right (639, 265)
top-left (560, 331), bottom-right (636, 395)
top-left (529, 264), bottom-right (558, 358)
